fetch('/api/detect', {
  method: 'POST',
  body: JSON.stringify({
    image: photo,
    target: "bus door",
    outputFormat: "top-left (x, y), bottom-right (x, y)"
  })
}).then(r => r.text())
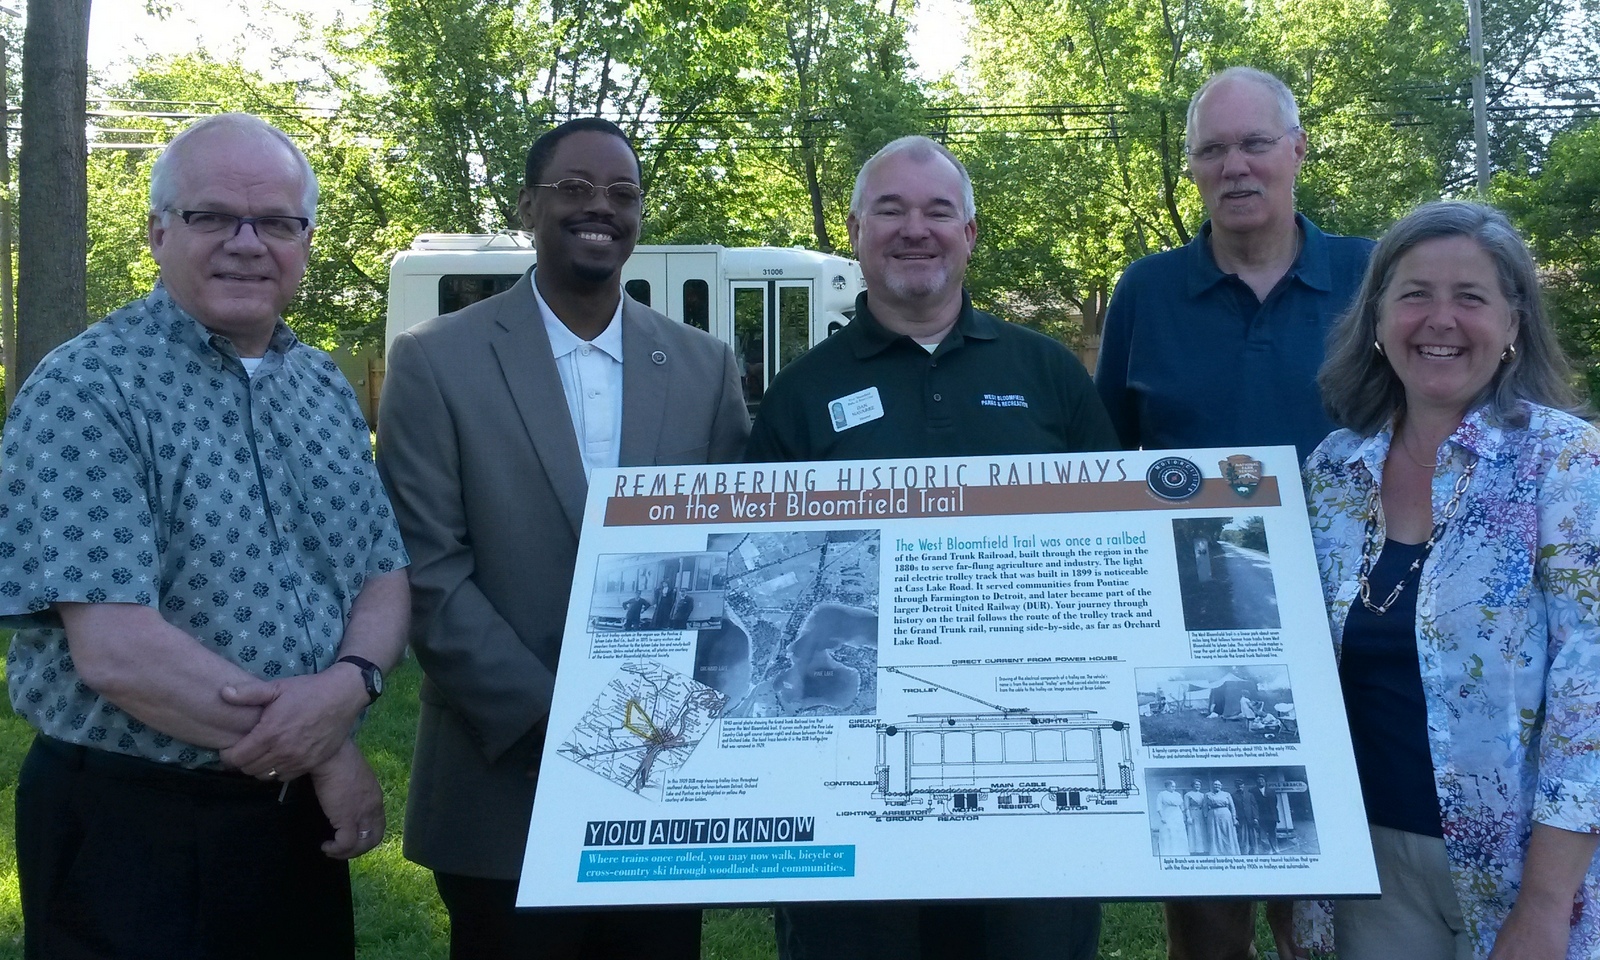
top-left (665, 253), bottom-right (717, 332)
top-left (730, 279), bottom-right (814, 410)
top-left (619, 253), bottom-right (667, 312)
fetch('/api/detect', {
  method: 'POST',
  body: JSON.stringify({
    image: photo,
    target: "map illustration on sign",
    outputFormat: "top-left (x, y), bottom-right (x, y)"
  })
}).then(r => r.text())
top-left (557, 662), bottom-right (729, 797)
top-left (693, 530), bottom-right (880, 718)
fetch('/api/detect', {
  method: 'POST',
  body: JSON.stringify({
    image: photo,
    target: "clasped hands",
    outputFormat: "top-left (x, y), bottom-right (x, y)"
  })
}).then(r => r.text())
top-left (219, 668), bottom-right (384, 859)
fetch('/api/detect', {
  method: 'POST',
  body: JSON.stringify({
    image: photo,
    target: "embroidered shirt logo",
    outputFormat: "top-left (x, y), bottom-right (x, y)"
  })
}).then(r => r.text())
top-left (980, 393), bottom-right (1029, 408)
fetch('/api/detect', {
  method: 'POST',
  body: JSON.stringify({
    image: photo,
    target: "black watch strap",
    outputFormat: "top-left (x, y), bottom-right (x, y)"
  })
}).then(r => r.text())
top-left (336, 655), bottom-right (384, 703)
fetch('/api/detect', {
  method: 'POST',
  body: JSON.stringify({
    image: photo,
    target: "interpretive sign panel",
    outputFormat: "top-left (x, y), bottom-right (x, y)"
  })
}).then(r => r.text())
top-left (517, 446), bottom-right (1379, 906)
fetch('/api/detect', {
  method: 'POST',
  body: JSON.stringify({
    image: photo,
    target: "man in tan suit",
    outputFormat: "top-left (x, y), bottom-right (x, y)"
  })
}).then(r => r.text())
top-left (378, 118), bottom-right (749, 959)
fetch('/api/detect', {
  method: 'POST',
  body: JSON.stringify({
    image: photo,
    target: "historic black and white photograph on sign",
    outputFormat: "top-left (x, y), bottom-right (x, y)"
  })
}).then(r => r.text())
top-left (587, 552), bottom-right (730, 632)
top-left (1147, 765), bottom-right (1318, 858)
top-left (1171, 515), bottom-right (1280, 631)
top-left (693, 530), bottom-right (881, 718)
top-left (1136, 664), bottom-right (1298, 745)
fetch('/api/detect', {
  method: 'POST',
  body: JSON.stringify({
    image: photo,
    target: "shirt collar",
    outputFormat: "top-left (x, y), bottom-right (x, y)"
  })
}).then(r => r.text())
top-left (1345, 403), bottom-right (1518, 479)
top-left (534, 282), bottom-right (625, 363)
top-left (1186, 213), bottom-right (1331, 297)
top-left (845, 289), bottom-right (997, 360)
top-left (150, 281), bottom-right (298, 368)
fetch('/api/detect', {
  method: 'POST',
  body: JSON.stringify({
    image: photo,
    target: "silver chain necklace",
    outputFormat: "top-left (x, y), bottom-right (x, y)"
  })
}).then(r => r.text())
top-left (1355, 456), bottom-right (1477, 615)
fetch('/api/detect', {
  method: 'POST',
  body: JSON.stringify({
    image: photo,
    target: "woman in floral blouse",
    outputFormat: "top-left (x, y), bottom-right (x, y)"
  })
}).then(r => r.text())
top-left (1302, 201), bottom-right (1600, 959)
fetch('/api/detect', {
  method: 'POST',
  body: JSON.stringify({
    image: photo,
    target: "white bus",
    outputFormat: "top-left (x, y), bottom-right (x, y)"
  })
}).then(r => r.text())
top-left (367, 232), bottom-right (866, 420)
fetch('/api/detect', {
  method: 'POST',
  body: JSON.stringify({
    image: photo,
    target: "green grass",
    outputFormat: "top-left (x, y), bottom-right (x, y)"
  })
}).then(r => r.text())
top-left (0, 657), bottom-right (1285, 959)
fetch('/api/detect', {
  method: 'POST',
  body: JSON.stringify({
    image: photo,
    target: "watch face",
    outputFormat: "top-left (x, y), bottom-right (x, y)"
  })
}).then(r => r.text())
top-left (369, 668), bottom-right (384, 698)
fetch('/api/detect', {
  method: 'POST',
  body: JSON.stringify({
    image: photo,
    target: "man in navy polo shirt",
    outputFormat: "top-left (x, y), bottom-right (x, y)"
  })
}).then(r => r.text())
top-left (1095, 67), bottom-right (1375, 960)
top-left (749, 135), bottom-right (1115, 960)
top-left (1096, 66), bottom-right (1375, 466)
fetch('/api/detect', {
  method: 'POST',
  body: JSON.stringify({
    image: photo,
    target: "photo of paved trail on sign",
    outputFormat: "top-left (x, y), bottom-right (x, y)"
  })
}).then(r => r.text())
top-left (558, 662), bottom-right (729, 796)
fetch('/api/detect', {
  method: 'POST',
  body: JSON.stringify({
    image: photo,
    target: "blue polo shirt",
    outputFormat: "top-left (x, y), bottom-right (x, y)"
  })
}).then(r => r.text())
top-left (1095, 215), bottom-right (1374, 462)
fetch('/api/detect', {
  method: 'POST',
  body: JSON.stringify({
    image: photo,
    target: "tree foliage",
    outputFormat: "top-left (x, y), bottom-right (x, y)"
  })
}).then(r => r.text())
top-left (12, 0), bottom-right (1598, 403)
top-left (1496, 119), bottom-right (1600, 403)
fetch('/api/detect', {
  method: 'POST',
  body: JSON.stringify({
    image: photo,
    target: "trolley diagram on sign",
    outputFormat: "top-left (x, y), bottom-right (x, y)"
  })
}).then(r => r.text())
top-left (868, 667), bottom-right (1139, 818)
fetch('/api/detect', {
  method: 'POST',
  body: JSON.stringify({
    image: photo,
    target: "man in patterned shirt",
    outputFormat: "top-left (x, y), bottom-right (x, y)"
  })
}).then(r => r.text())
top-left (0, 113), bottom-right (410, 960)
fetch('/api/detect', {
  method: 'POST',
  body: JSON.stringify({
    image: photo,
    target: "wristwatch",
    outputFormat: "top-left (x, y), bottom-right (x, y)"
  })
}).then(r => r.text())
top-left (336, 655), bottom-right (384, 703)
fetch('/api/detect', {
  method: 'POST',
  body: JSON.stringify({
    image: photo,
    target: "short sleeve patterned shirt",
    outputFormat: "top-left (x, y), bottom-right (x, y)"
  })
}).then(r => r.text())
top-left (0, 285), bottom-right (408, 768)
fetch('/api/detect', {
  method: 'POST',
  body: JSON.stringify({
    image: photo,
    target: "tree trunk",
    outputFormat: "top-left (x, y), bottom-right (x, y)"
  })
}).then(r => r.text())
top-left (802, 131), bottom-right (833, 253)
top-left (16, 0), bottom-right (90, 383)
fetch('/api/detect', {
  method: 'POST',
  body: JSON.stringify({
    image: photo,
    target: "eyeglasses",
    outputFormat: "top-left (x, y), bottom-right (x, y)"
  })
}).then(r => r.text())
top-left (530, 178), bottom-right (644, 207)
top-left (1186, 131), bottom-right (1296, 164)
top-left (171, 209), bottom-right (312, 241)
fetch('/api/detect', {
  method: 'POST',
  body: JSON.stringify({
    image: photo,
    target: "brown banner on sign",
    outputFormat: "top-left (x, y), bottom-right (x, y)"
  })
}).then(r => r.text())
top-left (601, 478), bottom-right (1281, 527)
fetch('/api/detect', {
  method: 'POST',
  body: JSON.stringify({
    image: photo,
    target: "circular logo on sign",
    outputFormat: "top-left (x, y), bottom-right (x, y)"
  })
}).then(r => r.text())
top-left (1147, 457), bottom-right (1203, 501)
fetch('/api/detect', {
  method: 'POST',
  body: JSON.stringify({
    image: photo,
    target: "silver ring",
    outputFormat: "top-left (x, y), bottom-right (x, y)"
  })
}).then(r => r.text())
top-left (267, 768), bottom-right (279, 780)
top-left (358, 829), bottom-right (372, 840)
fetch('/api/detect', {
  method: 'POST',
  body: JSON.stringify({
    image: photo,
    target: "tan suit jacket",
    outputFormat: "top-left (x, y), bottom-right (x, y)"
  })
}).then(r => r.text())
top-left (377, 271), bottom-right (749, 878)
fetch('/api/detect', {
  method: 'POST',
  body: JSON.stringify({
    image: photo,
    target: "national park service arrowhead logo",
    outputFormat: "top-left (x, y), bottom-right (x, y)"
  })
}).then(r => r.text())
top-left (1218, 455), bottom-right (1263, 498)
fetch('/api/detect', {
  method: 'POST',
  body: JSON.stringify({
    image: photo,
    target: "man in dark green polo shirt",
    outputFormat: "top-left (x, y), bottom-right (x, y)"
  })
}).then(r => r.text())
top-left (747, 135), bottom-right (1116, 960)
top-left (746, 137), bottom-right (1115, 465)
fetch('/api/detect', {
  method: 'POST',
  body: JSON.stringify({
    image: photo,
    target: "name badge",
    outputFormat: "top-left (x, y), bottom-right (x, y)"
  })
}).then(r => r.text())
top-left (827, 387), bottom-right (884, 433)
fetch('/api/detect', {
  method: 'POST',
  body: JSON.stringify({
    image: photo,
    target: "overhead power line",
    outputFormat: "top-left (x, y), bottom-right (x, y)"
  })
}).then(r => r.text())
top-left (49, 84), bottom-right (1600, 156)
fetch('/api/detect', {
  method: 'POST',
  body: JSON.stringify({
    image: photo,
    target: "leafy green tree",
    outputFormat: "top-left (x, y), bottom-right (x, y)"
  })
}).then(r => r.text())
top-left (1497, 118), bottom-right (1600, 404)
top-left (341, 0), bottom-right (553, 231)
top-left (336, 0), bottom-right (926, 256)
top-left (85, 53), bottom-right (428, 352)
top-left (956, 0), bottom-right (1579, 344)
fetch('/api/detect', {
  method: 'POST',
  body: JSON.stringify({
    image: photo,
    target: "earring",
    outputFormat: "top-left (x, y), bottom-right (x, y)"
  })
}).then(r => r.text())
top-left (1501, 342), bottom-right (1517, 364)
top-left (1373, 340), bottom-right (1386, 357)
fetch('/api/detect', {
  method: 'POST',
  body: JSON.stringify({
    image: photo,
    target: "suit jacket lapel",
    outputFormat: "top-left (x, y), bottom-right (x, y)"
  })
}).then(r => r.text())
top-left (489, 271), bottom-right (588, 535)
top-left (619, 296), bottom-right (669, 467)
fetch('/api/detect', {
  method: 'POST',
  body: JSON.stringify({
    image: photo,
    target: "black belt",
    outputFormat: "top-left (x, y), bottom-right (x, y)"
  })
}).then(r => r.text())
top-left (34, 735), bottom-right (315, 804)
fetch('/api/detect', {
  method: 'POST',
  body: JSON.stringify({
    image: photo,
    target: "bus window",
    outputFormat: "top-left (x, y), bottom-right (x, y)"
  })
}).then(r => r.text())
top-left (778, 284), bottom-right (809, 369)
top-left (734, 286), bottom-right (766, 405)
top-left (1004, 729), bottom-right (1033, 761)
top-left (682, 279), bottom-right (709, 331)
top-left (439, 274), bottom-right (520, 315)
top-left (625, 278), bottom-right (651, 307)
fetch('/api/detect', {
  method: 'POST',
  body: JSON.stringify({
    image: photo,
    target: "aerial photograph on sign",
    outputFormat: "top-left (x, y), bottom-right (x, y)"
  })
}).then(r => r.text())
top-left (692, 530), bottom-right (880, 718)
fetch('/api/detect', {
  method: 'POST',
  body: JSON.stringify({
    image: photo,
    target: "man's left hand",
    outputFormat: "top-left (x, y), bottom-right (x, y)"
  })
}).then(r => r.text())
top-left (218, 665), bottom-right (367, 780)
top-left (310, 739), bottom-right (386, 860)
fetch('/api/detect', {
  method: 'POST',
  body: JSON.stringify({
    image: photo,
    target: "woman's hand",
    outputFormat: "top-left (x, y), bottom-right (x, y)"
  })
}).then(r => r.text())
top-left (1487, 823), bottom-right (1600, 959)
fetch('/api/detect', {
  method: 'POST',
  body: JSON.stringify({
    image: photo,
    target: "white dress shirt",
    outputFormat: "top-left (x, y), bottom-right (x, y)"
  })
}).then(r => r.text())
top-left (534, 285), bottom-right (625, 480)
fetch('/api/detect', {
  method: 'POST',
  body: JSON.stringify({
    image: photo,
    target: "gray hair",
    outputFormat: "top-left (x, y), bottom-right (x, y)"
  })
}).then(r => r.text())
top-left (849, 135), bottom-right (976, 222)
top-left (1319, 200), bottom-right (1579, 434)
top-left (1186, 67), bottom-right (1302, 150)
top-left (149, 113), bottom-right (319, 224)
